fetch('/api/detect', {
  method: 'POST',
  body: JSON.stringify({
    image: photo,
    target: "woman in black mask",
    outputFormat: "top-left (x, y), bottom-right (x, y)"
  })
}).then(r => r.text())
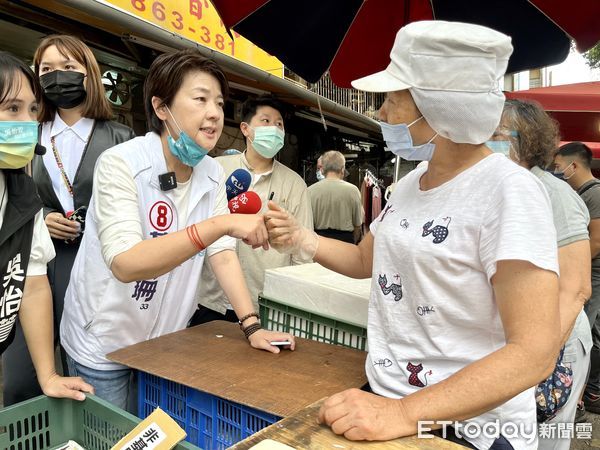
top-left (1, 35), bottom-right (135, 406)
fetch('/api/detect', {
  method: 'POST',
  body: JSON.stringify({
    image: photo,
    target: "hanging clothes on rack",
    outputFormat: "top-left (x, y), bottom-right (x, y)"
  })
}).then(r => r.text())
top-left (361, 175), bottom-right (372, 227)
top-left (360, 169), bottom-right (385, 230)
top-left (372, 183), bottom-right (382, 220)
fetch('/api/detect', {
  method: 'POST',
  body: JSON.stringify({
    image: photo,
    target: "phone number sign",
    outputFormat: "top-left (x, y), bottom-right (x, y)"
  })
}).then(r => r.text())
top-left (101, 0), bottom-right (283, 77)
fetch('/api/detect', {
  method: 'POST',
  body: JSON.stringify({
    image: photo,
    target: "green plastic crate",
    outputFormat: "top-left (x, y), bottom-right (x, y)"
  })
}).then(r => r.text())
top-left (259, 295), bottom-right (368, 350)
top-left (0, 394), bottom-right (199, 450)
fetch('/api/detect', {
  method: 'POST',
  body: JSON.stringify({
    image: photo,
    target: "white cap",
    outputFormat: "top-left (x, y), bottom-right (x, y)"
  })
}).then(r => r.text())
top-left (352, 21), bottom-right (514, 144)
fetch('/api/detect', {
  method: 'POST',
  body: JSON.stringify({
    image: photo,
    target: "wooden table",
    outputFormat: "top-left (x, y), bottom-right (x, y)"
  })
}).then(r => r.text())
top-left (230, 400), bottom-right (465, 449)
top-left (107, 321), bottom-right (368, 417)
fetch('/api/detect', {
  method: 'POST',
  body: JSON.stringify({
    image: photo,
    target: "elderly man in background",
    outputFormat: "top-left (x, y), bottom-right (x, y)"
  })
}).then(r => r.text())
top-left (308, 151), bottom-right (363, 244)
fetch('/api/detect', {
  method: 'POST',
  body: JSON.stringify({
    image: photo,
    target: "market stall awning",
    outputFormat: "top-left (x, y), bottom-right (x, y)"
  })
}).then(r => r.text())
top-left (505, 81), bottom-right (600, 112)
top-left (505, 82), bottom-right (600, 158)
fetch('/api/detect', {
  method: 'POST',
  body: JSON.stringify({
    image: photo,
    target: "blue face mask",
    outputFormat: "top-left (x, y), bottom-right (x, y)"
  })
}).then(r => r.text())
top-left (486, 140), bottom-right (511, 157)
top-left (0, 121), bottom-right (38, 169)
top-left (553, 162), bottom-right (574, 181)
top-left (249, 125), bottom-right (285, 159)
top-left (165, 106), bottom-right (209, 167)
top-left (380, 116), bottom-right (437, 161)
top-left (316, 169), bottom-right (324, 181)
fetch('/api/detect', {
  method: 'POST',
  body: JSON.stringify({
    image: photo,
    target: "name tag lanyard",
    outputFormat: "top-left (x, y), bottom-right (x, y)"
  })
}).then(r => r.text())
top-left (50, 135), bottom-right (75, 198)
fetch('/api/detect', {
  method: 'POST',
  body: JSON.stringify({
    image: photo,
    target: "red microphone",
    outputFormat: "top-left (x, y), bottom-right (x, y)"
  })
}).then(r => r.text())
top-left (228, 191), bottom-right (262, 214)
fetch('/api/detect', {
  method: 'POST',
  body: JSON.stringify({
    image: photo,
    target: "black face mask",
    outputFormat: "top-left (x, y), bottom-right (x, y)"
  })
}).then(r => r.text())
top-left (39, 70), bottom-right (87, 109)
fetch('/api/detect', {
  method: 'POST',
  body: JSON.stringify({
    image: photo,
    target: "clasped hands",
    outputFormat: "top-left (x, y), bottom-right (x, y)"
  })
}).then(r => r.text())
top-left (232, 202), bottom-right (317, 260)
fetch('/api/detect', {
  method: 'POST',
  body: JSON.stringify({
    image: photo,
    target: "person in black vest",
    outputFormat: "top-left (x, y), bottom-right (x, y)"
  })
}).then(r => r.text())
top-left (2, 35), bottom-right (135, 405)
top-left (0, 50), bottom-right (93, 401)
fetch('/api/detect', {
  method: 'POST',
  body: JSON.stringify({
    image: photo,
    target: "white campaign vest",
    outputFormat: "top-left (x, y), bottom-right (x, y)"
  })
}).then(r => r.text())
top-left (61, 132), bottom-right (223, 370)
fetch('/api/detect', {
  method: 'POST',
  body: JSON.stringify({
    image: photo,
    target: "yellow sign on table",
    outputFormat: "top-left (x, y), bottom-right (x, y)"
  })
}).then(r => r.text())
top-left (111, 407), bottom-right (186, 450)
top-left (101, 0), bottom-right (284, 76)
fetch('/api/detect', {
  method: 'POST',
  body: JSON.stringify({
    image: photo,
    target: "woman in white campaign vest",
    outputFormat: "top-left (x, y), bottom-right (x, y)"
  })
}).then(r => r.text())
top-left (266, 22), bottom-right (560, 450)
top-left (60, 49), bottom-right (295, 412)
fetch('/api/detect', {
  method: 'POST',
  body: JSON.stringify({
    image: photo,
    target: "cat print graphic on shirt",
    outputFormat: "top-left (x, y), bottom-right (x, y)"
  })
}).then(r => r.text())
top-left (406, 362), bottom-right (432, 387)
top-left (422, 217), bottom-right (451, 244)
top-left (378, 274), bottom-right (403, 301)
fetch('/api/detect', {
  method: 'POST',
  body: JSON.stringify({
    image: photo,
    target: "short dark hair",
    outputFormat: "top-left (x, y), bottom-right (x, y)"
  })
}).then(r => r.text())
top-left (144, 48), bottom-right (229, 134)
top-left (557, 141), bottom-right (593, 168)
top-left (0, 51), bottom-right (41, 107)
top-left (34, 35), bottom-right (113, 122)
top-left (241, 94), bottom-right (286, 124)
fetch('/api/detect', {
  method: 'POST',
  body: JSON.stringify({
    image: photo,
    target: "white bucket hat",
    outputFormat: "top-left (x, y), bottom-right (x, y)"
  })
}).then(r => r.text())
top-left (352, 21), bottom-right (514, 144)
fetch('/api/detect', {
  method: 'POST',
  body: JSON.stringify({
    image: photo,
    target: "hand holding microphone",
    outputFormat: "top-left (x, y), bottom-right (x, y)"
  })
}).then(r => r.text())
top-left (264, 201), bottom-right (318, 261)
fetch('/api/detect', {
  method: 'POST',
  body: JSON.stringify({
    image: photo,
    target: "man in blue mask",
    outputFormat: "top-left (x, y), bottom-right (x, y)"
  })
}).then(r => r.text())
top-left (193, 95), bottom-right (313, 324)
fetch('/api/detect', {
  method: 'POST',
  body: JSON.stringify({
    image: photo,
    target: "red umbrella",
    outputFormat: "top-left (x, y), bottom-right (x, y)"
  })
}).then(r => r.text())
top-left (211, 0), bottom-right (600, 88)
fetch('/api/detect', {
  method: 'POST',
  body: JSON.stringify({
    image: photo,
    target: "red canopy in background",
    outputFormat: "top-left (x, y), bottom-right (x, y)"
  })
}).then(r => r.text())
top-left (505, 82), bottom-right (600, 158)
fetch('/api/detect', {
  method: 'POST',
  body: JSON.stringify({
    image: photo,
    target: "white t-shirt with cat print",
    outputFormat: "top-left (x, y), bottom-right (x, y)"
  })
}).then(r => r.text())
top-left (368, 154), bottom-right (558, 450)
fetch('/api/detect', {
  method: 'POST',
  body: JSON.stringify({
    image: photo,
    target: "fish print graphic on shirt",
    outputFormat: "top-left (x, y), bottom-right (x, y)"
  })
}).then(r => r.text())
top-left (373, 358), bottom-right (393, 368)
top-left (406, 362), bottom-right (432, 388)
top-left (378, 274), bottom-right (403, 301)
top-left (422, 217), bottom-right (451, 244)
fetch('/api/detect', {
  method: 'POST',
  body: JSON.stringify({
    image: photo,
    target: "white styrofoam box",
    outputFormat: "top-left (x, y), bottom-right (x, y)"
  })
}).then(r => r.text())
top-left (262, 263), bottom-right (371, 327)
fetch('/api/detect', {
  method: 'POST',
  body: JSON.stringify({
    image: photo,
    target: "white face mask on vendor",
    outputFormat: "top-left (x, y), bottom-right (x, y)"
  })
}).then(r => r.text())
top-left (380, 116), bottom-right (437, 161)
